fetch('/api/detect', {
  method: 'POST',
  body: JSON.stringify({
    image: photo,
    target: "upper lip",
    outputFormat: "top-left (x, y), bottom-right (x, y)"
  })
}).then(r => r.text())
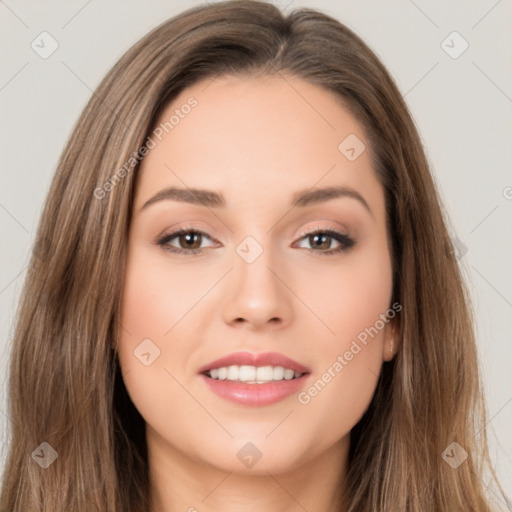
top-left (198, 351), bottom-right (311, 375)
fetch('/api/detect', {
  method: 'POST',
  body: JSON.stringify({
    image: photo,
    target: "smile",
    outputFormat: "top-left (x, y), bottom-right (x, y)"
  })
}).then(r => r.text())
top-left (198, 351), bottom-right (311, 406)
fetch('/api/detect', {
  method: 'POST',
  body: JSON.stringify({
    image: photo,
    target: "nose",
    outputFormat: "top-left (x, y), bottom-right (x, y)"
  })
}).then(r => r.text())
top-left (222, 247), bottom-right (294, 331)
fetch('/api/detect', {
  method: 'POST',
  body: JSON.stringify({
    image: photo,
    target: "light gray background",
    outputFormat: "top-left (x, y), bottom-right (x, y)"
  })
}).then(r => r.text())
top-left (1, 0), bottom-right (511, 501)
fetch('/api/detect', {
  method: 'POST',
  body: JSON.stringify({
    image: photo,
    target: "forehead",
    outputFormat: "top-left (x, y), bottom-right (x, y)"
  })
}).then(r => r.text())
top-left (134, 74), bottom-right (383, 215)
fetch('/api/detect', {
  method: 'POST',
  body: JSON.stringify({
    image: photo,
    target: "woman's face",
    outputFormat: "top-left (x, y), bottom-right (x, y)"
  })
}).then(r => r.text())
top-left (118, 74), bottom-right (395, 475)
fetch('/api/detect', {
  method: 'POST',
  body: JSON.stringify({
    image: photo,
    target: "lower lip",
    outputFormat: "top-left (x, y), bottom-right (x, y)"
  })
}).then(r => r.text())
top-left (199, 374), bottom-right (309, 406)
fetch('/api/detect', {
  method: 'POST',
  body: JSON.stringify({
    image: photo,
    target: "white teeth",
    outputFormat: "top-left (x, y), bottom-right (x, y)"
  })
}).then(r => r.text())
top-left (256, 366), bottom-right (274, 381)
top-left (273, 366), bottom-right (284, 380)
top-left (206, 364), bottom-right (303, 383)
top-left (239, 365), bottom-right (256, 382)
top-left (284, 369), bottom-right (295, 380)
top-left (227, 365), bottom-right (238, 380)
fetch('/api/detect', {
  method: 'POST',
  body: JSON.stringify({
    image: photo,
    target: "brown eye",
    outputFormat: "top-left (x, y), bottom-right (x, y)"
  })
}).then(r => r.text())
top-left (177, 232), bottom-right (202, 250)
top-left (308, 233), bottom-right (335, 250)
top-left (157, 229), bottom-right (215, 255)
top-left (295, 229), bottom-right (355, 255)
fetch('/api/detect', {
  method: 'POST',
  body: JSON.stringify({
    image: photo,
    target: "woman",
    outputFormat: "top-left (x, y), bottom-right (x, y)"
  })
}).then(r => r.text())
top-left (0, 1), bottom-right (508, 510)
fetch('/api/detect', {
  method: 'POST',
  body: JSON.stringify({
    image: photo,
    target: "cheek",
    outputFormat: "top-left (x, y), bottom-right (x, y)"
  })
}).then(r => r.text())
top-left (302, 242), bottom-right (392, 347)
top-left (296, 354), bottom-right (381, 447)
top-left (117, 247), bottom-right (202, 427)
top-left (120, 245), bottom-right (215, 338)
top-left (296, 246), bottom-right (392, 428)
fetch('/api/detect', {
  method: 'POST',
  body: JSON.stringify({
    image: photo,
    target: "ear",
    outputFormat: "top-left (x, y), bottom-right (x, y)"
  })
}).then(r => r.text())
top-left (382, 319), bottom-right (399, 362)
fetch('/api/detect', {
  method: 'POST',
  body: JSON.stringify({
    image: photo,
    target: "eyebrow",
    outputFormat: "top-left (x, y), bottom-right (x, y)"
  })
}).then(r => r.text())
top-left (140, 185), bottom-right (372, 216)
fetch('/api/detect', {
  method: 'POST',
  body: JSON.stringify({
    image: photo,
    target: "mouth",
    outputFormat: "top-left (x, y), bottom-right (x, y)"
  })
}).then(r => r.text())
top-left (198, 352), bottom-right (311, 406)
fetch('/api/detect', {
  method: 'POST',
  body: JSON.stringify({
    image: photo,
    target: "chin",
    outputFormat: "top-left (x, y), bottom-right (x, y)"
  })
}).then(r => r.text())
top-left (195, 435), bottom-right (315, 475)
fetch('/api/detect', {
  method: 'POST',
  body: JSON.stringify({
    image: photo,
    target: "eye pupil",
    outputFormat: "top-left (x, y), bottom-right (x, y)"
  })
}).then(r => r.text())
top-left (181, 233), bottom-right (201, 249)
top-left (310, 233), bottom-right (330, 249)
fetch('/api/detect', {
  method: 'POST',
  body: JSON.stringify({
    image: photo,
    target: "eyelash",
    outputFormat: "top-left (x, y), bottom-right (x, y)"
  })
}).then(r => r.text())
top-left (156, 226), bottom-right (355, 256)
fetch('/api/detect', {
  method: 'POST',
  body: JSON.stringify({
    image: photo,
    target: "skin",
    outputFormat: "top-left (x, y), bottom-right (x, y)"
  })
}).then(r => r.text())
top-left (118, 74), bottom-right (397, 512)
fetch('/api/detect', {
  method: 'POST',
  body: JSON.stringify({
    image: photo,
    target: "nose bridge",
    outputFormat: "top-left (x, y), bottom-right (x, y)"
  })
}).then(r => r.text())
top-left (223, 230), bottom-right (293, 328)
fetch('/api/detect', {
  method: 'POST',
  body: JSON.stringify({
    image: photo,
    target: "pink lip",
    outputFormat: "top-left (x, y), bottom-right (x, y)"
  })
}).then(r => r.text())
top-left (198, 351), bottom-right (311, 407)
top-left (198, 351), bottom-right (311, 375)
top-left (199, 374), bottom-right (310, 406)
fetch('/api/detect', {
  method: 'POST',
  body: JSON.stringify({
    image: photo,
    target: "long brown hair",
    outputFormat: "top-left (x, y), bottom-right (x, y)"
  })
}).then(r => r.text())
top-left (1, 1), bottom-right (507, 510)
